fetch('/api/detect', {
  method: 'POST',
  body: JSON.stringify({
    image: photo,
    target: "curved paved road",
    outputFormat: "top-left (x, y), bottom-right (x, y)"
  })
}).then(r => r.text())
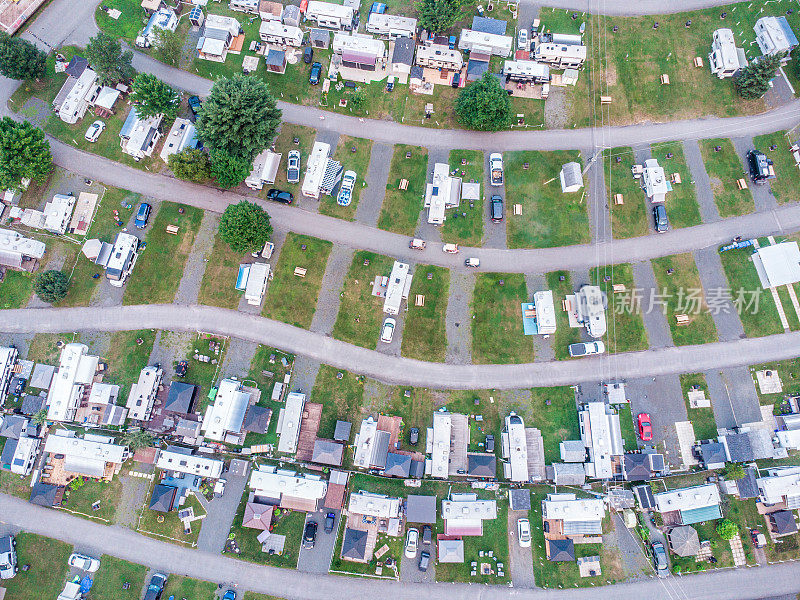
top-left (2, 493), bottom-right (799, 600)
top-left (5, 305), bottom-right (800, 388)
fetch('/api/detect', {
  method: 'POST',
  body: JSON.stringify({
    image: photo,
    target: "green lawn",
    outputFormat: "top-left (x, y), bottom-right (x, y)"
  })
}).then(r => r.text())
top-left (400, 265), bottom-right (449, 362)
top-left (123, 202), bottom-right (204, 305)
top-left (244, 594), bottom-right (288, 600)
top-left (0, 533), bottom-right (71, 599)
top-left (262, 233), bottom-right (332, 329)
top-left (377, 145), bottom-right (427, 235)
top-left (137, 490), bottom-right (205, 546)
top-left (0, 468), bottom-right (33, 499)
top-left (184, 333), bottom-right (228, 408)
top-left (309, 365), bottom-right (365, 440)
top-left (0, 270), bottom-right (33, 308)
top-left (103, 330), bottom-right (157, 404)
top-left (319, 136), bottom-right (373, 220)
top-left (197, 231), bottom-right (244, 309)
top-left (26, 332), bottom-right (78, 364)
top-left (605, 147), bottom-right (649, 239)
top-left (7, 53), bottom-right (66, 110)
top-left (266, 123), bottom-right (316, 200)
top-left (651, 253), bottom-right (718, 346)
top-left (529, 387), bottom-right (580, 463)
top-left (617, 405), bottom-right (639, 451)
top-left (442, 149), bottom-right (484, 246)
top-left (679, 373), bottom-right (718, 441)
top-left (546, 271), bottom-right (582, 360)
top-left (718, 245), bottom-right (784, 337)
top-left (332, 251), bottom-right (394, 349)
top-left (90, 556), bottom-right (149, 600)
top-left (330, 518), bottom-right (403, 578)
top-left (61, 477), bottom-right (121, 522)
top-left (505, 150), bottom-right (591, 248)
top-left (242, 346), bottom-right (295, 447)
top-left (94, 0), bottom-right (146, 41)
top-left (591, 264), bottom-right (649, 353)
top-left (471, 273), bottom-right (533, 364)
top-left (753, 131), bottom-right (799, 204)
top-left (670, 519), bottom-right (735, 573)
top-left (649, 141), bottom-right (702, 228)
top-left (161, 575), bottom-right (218, 600)
top-left (750, 357), bottom-right (800, 405)
top-left (699, 139), bottom-right (754, 217)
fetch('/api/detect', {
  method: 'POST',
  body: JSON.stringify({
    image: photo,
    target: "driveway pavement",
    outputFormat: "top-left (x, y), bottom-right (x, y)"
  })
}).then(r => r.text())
top-left (507, 510), bottom-right (535, 589)
top-left (197, 468), bottom-right (249, 554)
top-left (297, 510), bottom-right (339, 574)
top-left (625, 375), bottom-right (687, 467)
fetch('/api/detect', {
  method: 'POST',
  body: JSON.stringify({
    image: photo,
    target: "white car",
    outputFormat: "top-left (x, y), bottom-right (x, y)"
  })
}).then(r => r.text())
top-left (380, 317), bottom-right (396, 343)
top-left (68, 553), bottom-right (100, 572)
top-left (287, 150), bottom-right (300, 183)
top-left (84, 120), bottom-right (105, 143)
top-left (0, 536), bottom-right (17, 580)
top-left (214, 478), bottom-right (226, 497)
top-left (517, 518), bottom-right (532, 548)
top-left (405, 528), bottom-right (419, 558)
top-left (489, 153), bottom-right (503, 186)
top-left (337, 170), bottom-right (357, 206)
top-left (568, 341), bottom-right (605, 357)
top-left (517, 28), bottom-right (528, 51)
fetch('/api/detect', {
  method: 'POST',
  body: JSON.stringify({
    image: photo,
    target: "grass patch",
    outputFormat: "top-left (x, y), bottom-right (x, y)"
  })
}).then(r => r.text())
top-left (530, 387), bottom-right (580, 463)
top-left (591, 264), bottom-right (649, 353)
top-left (651, 253), bottom-right (718, 345)
top-left (546, 271), bottom-right (582, 360)
top-left (162, 575), bottom-right (218, 599)
top-left (90, 556), bottom-right (149, 600)
top-left (61, 477), bottom-right (121, 522)
top-left (377, 144), bottom-right (427, 235)
top-left (7, 53), bottom-right (66, 109)
top-left (184, 333), bottom-right (228, 407)
top-left (262, 233), bottom-right (332, 329)
top-left (242, 346), bottom-right (295, 448)
top-left (670, 519), bottom-right (734, 572)
top-left (309, 365), bottom-right (365, 440)
top-left (753, 131), bottom-right (799, 205)
top-left (649, 141), bottom-right (702, 228)
top-left (332, 251), bottom-right (394, 349)
top-left (95, 0), bottom-right (146, 41)
top-left (679, 373), bottom-right (718, 440)
top-left (471, 273), bottom-right (533, 364)
top-left (227, 492), bottom-right (304, 568)
top-left (329, 516), bottom-right (403, 578)
top-left (617, 405), bottom-right (639, 451)
top-left (267, 123), bottom-right (316, 200)
top-left (699, 139), bottom-right (754, 217)
top-left (123, 202), bottom-right (203, 305)
top-left (442, 149), bottom-right (484, 246)
top-left (26, 332), bottom-right (79, 364)
top-left (505, 150), bottom-right (591, 248)
top-left (0, 468), bottom-right (32, 499)
top-left (401, 265), bottom-right (449, 362)
top-left (197, 231), bottom-right (244, 309)
top-left (319, 136), bottom-right (373, 220)
top-left (750, 357), bottom-right (800, 405)
top-left (103, 330), bottom-right (157, 404)
top-left (605, 147), bottom-right (649, 239)
top-left (0, 270), bottom-right (33, 308)
top-left (0, 533), bottom-right (70, 599)
top-left (137, 490), bottom-right (205, 546)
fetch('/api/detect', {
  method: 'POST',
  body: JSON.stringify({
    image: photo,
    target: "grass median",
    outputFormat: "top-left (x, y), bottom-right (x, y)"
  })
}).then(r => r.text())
top-left (605, 147), bottom-right (650, 239)
top-left (442, 149), bottom-right (484, 246)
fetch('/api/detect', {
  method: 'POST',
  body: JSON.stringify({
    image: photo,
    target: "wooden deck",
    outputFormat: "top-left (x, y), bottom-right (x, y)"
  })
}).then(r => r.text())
top-left (295, 402), bottom-right (323, 461)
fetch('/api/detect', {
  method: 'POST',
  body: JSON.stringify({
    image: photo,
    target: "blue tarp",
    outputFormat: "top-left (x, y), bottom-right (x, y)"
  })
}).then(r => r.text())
top-left (520, 302), bottom-right (538, 335)
top-left (119, 108), bottom-right (139, 139)
top-left (680, 505), bottom-right (722, 525)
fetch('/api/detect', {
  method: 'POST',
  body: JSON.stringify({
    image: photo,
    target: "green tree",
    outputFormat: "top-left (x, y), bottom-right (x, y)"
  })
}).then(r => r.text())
top-left (716, 518), bottom-right (739, 540)
top-left (122, 429), bottom-right (155, 451)
top-left (735, 53), bottom-right (785, 99)
top-left (415, 0), bottom-right (470, 33)
top-left (454, 71), bottom-right (512, 131)
top-left (722, 462), bottom-right (745, 480)
top-left (168, 148), bottom-right (212, 182)
top-left (0, 33), bottom-right (46, 80)
top-left (218, 201), bottom-right (273, 253)
top-left (0, 118), bottom-right (52, 190)
top-left (131, 73), bottom-right (181, 119)
top-left (195, 74), bottom-right (282, 162)
top-left (86, 32), bottom-right (135, 85)
top-left (32, 409), bottom-right (48, 426)
top-left (349, 88), bottom-right (367, 111)
top-left (153, 28), bottom-right (183, 67)
top-left (210, 148), bottom-right (252, 189)
top-left (33, 270), bottom-right (69, 303)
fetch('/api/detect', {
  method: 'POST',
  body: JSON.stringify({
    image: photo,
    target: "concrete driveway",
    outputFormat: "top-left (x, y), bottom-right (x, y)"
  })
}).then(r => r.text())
top-left (297, 510), bottom-right (339, 574)
top-left (507, 510), bottom-right (536, 588)
top-left (400, 530), bottom-right (435, 583)
top-left (197, 464), bottom-right (250, 554)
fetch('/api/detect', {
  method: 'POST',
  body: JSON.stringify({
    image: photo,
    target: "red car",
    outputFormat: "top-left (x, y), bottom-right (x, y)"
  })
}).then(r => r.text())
top-left (637, 413), bottom-right (653, 442)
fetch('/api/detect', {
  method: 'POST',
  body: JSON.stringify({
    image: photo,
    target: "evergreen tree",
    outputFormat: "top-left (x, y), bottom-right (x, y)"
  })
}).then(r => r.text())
top-left (210, 149), bottom-right (252, 189)
top-left (0, 118), bottom-right (52, 190)
top-left (153, 28), bottom-right (183, 66)
top-left (168, 148), bottom-right (212, 182)
top-left (735, 53), bottom-right (785, 99)
top-left (415, 0), bottom-right (470, 33)
top-left (33, 270), bottom-right (69, 303)
top-left (0, 33), bottom-right (46, 80)
top-left (218, 201), bottom-right (273, 253)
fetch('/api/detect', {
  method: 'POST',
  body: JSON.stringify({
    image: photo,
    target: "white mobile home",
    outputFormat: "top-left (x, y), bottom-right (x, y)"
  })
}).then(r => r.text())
top-left (229, 0), bottom-right (259, 13)
top-left (119, 109), bottom-right (162, 161)
top-left (244, 262), bottom-right (271, 306)
top-left (104, 232), bottom-right (140, 287)
top-left (383, 260), bottom-right (412, 315)
top-left (428, 411), bottom-right (452, 479)
top-left (277, 392), bottom-right (305, 453)
top-left (19, 194), bottom-right (76, 235)
top-left (157, 446), bottom-right (224, 478)
top-left (46, 343), bottom-right (99, 422)
top-left (533, 290), bottom-right (556, 334)
top-left (424, 162), bottom-right (461, 225)
top-left (332, 32), bottom-right (387, 72)
top-left (201, 378), bottom-right (252, 442)
top-left (55, 67), bottom-right (98, 124)
top-left (245, 149), bottom-right (282, 190)
top-left (305, 0), bottom-right (355, 30)
top-left (754, 16), bottom-right (798, 57)
top-left (579, 401), bottom-right (624, 479)
top-left (709, 28), bottom-right (748, 79)
top-left (458, 29), bottom-right (513, 57)
top-left (416, 42), bottom-right (463, 71)
top-left (136, 7), bottom-right (178, 48)
top-left (302, 141), bottom-right (331, 198)
top-left (258, 20), bottom-right (303, 47)
top-left (126, 366), bottom-right (163, 421)
top-left (0, 346), bottom-right (18, 401)
top-left (502, 59), bottom-right (550, 83)
top-left (534, 42), bottom-right (587, 68)
top-left (366, 13), bottom-right (417, 39)
top-left (198, 14), bottom-right (242, 62)
top-left (0, 228), bottom-right (46, 271)
top-left (160, 118), bottom-right (199, 163)
top-left (641, 158), bottom-right (670, 203)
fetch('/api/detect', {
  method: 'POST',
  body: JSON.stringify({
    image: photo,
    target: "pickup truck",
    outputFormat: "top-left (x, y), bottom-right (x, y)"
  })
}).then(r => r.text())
top-left (490, 153), bottom-right (504, 186)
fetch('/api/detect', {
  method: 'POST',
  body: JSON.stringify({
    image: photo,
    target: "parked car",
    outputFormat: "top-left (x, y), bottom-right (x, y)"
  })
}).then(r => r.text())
top-left (653, 203), bottom-right (669, 233)
top-left (517, 518), bottom-right (532, 548)
top-left (405, 528), bottom-right (419, 558)
top-left (134, 202), bottom-right (152, 228)
top-left (222, 590), bottom-right (237, 600)
top-left (143, 572), bottom-right (167, 600)
top-left (337, 170), bottom-right (357, 206)
top-left (418, 550), bottom-right (430, 571)
top-left (309, 62), bottom-right (323, 85)
top-left (421, 525), bottom-right (432, 545)
top-left (409, 427), bottom-right (419, 445)
top-left (0, 536), bottom-right (17, 580)
top-left (324, 512), bottom-right (336, 533)
top-left (303, 520), bottom-right (318, 549)
top-left (442, 243), bottom-right (459, 254)
top-left (651, 541), bottom-right (669, 577)
top-left (84, 120), bottom-right (105, 142)
top-left (187, 96), bottom-right (202, 119)
top-left (751, 529), bottom-right (767, 548)
top-left (637, 413), bottom-right (653, 442)
top-left (517, 28), bottom-right (528, 51)
top-left (287, 150), bottom-right (301, 183)
top-left (464, 257), bottom-right (480, 267)
top-left (490, 195), bottom-right (504, 222)
top-left (267, 188), bottom-right (294, 204)
top-left (448, 35), bottom-right (456, 49)
top-left (11, 377), bottom-right (25, 396)
top-left (68, 553), bottom-right (100, 572)
top-left (213, 478), bottom-right (226, 497)
top-left (409, 238), bottom-right (426, 250)
top-left (451, 71), bottom-right (460, 88)
top-left (489, 153), bottom-right (504, 185)
top-left (303, 46), bottom-right (314, 64)
top-left (747, 149), bottom-right (774, 184)
top-left (568, 341), bottom-right (605, 357)
top-left (380, 317), bottom-right (396, 343)
top-left (485, 434), bottom-right (495, 453)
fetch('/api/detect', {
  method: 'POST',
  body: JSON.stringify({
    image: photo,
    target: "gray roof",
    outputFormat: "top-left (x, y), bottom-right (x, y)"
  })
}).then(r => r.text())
top-left (243, 406), bottom-right (272, 434)
top-left (608, 488), bottom-right (636, 510)
top-left (391, 36), bottom-right (414, 66)
top-left (264, 49), bottom-right (286, 67)
top-left (341, 527), bottom-right (368, 560)
top-left (623, 453), bottom-right (651, 481)
top-left (0, 438), bottom-right (17, 467)
top-left (770, 510), bottom-right (798, 534)
top-left (150, 484), bottom-right (177, 512)
top-left (0, 415), bottom-right (27, 439)
top-left (174, 418), bottom-right (201, 439)
top-left (466, 58), bottom-right (489, 81)
top-left (736, 466), bottom-right (759, 499)
top-left (438, 538), bottom-right (464, 563)
top-left (65, 56), bottom-right (89, 78)
top-left (372, 429), bottom-right (390, 469)
top-left (29, 363), bottom-right (55, 389)
top-left (724, 433), bottom-right (755, 463)
top-left (334, 420), bottom-right (352, 442)
top-left (29, 482), bottom-right (59, 506)
top-left (560, 440), bottom-right (586, 462)
top-left (699, 442), bottom-right (727, 466)
top-left (548, 538), bottom-right (575, 561)
top-left (409, 459), bottom-right (425, 479)
top-left (552, 462), bottom-right (586, 485)
top-left (633, 484), bottom-right (656, 510)
top-left (467, 452), bottom-right (496, 477)
top-left (312, 440), bottom-right (344, 466)
top-left (561, 162), bottom-right (582, 188)
top-left (409, 65), bottom-right (423, 79)
top-left (384, 452), bottom-right (411, 477)
top-left (309, 28), bottom-right (330, 47)
top-left (668, 526), bottom-right (700, 557)
top-left (165, 382), bottom-right (197, 414)
top-left (21, 393), bottom-right (46, 416)
top-left (282, 4), bottom-right (300, 25)
top-left (406, 494), bottom-right (437, 523)
top-left (509, 489), bottom-right (531, 511)
top-left (471, 16), bottom-right (507, 35)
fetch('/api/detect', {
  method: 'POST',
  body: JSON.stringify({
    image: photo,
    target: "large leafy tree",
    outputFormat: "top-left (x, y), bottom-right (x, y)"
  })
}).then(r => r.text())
top-left (210, 149), bottom-right (253, 189)
top-left (196, 74), bottom-right (282, 162)
top-left (736, 53), bottom-right (784, 99)
top-left (131, 73), bottom-right (180, 119)
top-left (415, 0), bottom-right (470, 33)
top-left (454, 72), bottom-right (512, 131)
top-left (0, 33), bottom-right (46, 80)
top-left (33, 270), bottom-right (69, 303)
top-left (0, 118), bottom-right (52, 190)
top-left (168, 148), bottom-right (212, 182)
top-left (219, 201), bottom-right (272, 253)
top-left (86, 32), bottom-right (135, 85)
top-left (153, 28), bottom-right (183, 66)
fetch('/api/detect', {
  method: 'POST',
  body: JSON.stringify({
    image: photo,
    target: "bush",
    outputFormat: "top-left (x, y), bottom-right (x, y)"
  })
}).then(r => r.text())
top-left (33, 270), bottom-right (69, 303)
top-left (219, 201), bottom-right (272, 254)
top-left (716, 518), bottom-right (739, 540)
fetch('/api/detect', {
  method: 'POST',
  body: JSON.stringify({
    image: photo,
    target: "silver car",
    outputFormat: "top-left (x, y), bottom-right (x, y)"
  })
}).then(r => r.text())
top-left (0, 536), bottom-right (17, 580)
top-left (287, 150), bottom-right (300, 183)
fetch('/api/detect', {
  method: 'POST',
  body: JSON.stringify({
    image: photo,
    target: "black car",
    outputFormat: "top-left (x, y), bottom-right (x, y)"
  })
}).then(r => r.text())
top-left (324, 512), bottom-right (336, 533)
top-left (309, 62), bottom-right (323, 85)
top-left (418, 550), bottom-right (430, 571)
top-left (451, 71), bottom-right (460, 88)
top-left (267, 188), bottom-right (294, 204)
top-left (143, 573), bottom-right (167, 600)
top-left (303, 520), bottom-right (318, 549)
top-left (409, 427), bottom-right (419, 445)
top-left (485, 434), bottom-right (495, 453)
top-left (421, 525), bottom-right (432, 545)
top-left (652, 203), bottom-right (669, 233)
top-left (490, 195), bottom-right (503, 222)
top-left (303, 46), bottom-right (314, 64)
top-left (187, 96), bottom-right (201, 121)
top-left (747, 149), bottom-right (774, 184)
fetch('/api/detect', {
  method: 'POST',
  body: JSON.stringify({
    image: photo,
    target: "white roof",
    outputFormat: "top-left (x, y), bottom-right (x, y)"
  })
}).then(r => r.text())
top-left (201, 37), bottom-right (227, 56)
top-left (424, 162), bottom-right (460, 225)
top-left (43, 194), bottom-right (76, 234)
top-left (58, 68), bottom-right (97, 123)
top-left (332, 32), bottom-right (386, 57)
top-left (642, 158), bottom-right (669, 201)
top-left (104, 232), bottom-right (139, 283)
top-left (277, 392), bottom-right (305, 453)
top-left (442, 498), bottom-right (497, 520)
top-left (574, 285), bottom-right (606, 338)
top-left (244, 262), bottom-right (270, 305)
top-left (250, 466), bottom-right (327, 501)
top-left (123, 113), bottom-right (162, 158)
top-left (383, 260), bottom-right (411, 314)
top-left (0, 228), bottom-right (46, 259)
top-left (579, 401), bottom-right (624, 479)
top-left (306, 0), bottom-right (354, 20)
top-left (159, 117), bottom-right (196, 162)
top-left (44, 431), bottom-right (126, 465)
top-left (533, 290), bottom-right (556, 334)
top-left (542, 493), bottom-right (605, 522)
top-left (58, 582), bottom-right (82, 600)
top-left (353, 416), bottom-right (379, 468)
top-left (535, 42), bottom-right (587, 62)
top-left (502, 414), bottom-right (529, 482)
top-left (204, 13), bottom-right (241, 35)
top-left (302, 141), bottom-right (330, 197)
top-left (366, 13), bottom-right (417, 35)
top-left (259, 20), bottom-right (303, 44)
top-left (458, 29), bottom-right (513, 56)
top-left (201, 378), bottom-right (251, 441)
top-left (416, 43), bottom-right (462, 67)
top-left (755, 16), bottom-right (796, 55)
top-left (47, 343), bottom-right (99, 422)
top-left (7, 436), bottom-right (39, 475)
top-left (156, 448), bottom-right (224, 478)
top-left (246, 149), bottom-right (282, 187)
top-left (503, 59), bottom-right (549, 78)
top-left (94, 86), bottom-right (120, 111)
top-left (757, 466), bottom-right (800, 505)
top-left (87, 382), bottom-right (119, 405)
top-left (348, 491), bottom-right (401, 518)
top-left (126, 366), bottom-right (163, 421)
top-left (752, 242), bottom-right (800, 289)
top-left (429, 411), bottom-right (452, 479)
top-left (710, 29), bottom-right (746, 73)
top-left (654, 484), bottom-right (721, 513)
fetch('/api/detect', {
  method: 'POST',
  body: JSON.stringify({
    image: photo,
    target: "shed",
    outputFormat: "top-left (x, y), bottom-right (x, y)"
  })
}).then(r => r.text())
top-left (243, 405), bottom-right (272, 434)
top-left (282, 4), bottom-right (301, 26)
top-left (310, 28), bottom-right (331, 48)
top-left (560, 440), bottom-right (586, 463)
top-left (391, 36), bottom-right (414, 66)
top-left (736, 466), bottom-right (760, 499)
top-left (243, 502), bottom-right (274, 530)
top-left (311, 439), bottom-right (344, 466)
top-left (633, 484), bottom-right (656, 510)
top-left (406, 494), bottom-right (437, 523)
top-left (547, 538), bottom-right (575, 561)
top-left (509, 489), bottom-right (531, 511)
top-left (438, 538), bottom-right (465, 562)
top-left (698, 441), bottom-right (727, 469)
top-left (29, 482), bottom-right (60, 506)
top-left (333, 420), bottom-right (352, 441)
top-left (384, 451), bottom-right (411, 477)
top-left (560, 162), bottom-right (583, 193)
top-left (472, 16), bottom-right (507, 35)
top-left (21, 393), bottom-right (46, 416)
top-left (466, 452), bottom-right (496, 478)
top-left (264, 48), bottom-right (287, 74)
top-left (668, 525), bottom-right (700, 557)
top-left (165, 382), bottom-right (197, 413)
top-left (552, 462), bottom-right (586, 486)
top-left (770, 510), bottom-right (798, 535)
top-left (341, 527), bottom-right (368, 561)
top-left (149, 484), bottom-right (178, 512)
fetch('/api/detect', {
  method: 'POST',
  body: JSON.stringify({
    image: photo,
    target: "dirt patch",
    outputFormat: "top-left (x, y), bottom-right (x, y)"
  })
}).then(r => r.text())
top-left (604, 63), bottom-right (618, 87)
top-left (709, 176), bottom-right (724, 195)
top-left (176, 231), bottom-right (195, 255)
top-left (544, 87), bottom-right (570, 129)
